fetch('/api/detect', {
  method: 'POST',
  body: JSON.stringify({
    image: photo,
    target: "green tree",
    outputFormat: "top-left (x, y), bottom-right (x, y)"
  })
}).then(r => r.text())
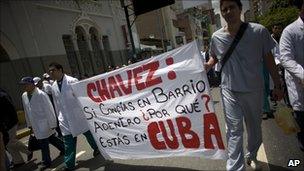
top-left (257, 7), bottom-right (299, 30)
top-left (269, 0), bottom-right (293, 11)
top-left (257, 0), bottom-right (300, 30)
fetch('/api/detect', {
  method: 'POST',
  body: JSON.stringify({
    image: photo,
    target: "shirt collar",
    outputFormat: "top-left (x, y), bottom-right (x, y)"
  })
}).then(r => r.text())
top-left (297, 17), bottom-right (304, 31)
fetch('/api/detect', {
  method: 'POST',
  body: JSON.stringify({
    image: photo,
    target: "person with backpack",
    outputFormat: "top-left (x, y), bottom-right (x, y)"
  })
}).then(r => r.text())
top-left (204, 0), bottom-right (283, 170)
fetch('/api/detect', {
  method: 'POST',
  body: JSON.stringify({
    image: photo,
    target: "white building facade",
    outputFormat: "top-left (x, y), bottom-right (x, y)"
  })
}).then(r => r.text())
top-left (0, 0), bottom-right (139, 109)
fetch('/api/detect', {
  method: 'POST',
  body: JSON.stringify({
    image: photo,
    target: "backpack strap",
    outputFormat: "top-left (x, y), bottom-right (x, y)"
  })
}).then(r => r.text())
top-left (220, 22), bottom-right (249, 73)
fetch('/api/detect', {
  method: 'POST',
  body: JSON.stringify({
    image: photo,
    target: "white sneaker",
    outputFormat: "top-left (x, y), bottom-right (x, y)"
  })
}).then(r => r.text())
top-left (247, 159), bottom-right (262, 170)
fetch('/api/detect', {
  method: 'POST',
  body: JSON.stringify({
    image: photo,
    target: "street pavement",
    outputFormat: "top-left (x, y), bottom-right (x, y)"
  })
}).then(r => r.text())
top-left (13, 87), bottom-right (304, 171)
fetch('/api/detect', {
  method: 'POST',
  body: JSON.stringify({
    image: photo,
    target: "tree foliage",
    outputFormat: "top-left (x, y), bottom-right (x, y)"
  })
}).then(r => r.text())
top-left (269, 0), bottom-right (293, 11)
top-left (257, 5), bottom-right (299, 31)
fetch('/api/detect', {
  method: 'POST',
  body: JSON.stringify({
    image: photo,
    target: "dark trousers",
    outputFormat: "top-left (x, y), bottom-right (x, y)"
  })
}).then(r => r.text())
top-left (39, 134), bottom-right (64, 165)
top-left (214, 71), bottom-right (221, 87)
top-left (207, 69), bottom-right (215, 87)
top-left (262, 64), bottom-right (271, 113)
top-left (294, 111), bottom-right (304, 150)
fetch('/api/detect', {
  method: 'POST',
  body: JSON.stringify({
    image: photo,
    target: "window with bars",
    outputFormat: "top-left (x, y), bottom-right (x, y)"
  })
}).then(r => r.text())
top-left (62, 35), bottom-right (80, 77)
top-left (102, 35), bottom-right (114, 68)
top-left (75, 26), bottom-right (94, 76)
top-left (89, 27), bottom-right (107, 73)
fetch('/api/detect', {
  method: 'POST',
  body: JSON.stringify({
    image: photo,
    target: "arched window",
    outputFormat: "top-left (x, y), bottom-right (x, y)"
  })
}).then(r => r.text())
top-left (0, 44), bottom-right (10, 63)
top-left (102, 35), bottom-right (114, 68)
top-left (62, 35), bottom-right (80, 77)
top-left (89, 27), bottom-right (107, 73)
top-left (75, 26), bottom-right (94, 76)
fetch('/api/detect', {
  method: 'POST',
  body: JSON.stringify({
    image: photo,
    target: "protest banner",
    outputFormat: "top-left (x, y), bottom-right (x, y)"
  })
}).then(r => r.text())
top-left (71, 41), bottom-right (227, 160)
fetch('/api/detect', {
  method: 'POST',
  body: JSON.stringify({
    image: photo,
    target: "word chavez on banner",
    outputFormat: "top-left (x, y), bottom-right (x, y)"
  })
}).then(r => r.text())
top-left (71, 41), bottom-right (227, 160)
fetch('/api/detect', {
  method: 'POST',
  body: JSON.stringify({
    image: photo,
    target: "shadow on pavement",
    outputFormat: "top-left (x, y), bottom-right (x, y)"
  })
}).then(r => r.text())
top-left (75, 155), bottom-right (198, 171)
top-left (13, 159), bottom-right (39, 171)
top-left (252, 161), bottom-right (294, 171)
top-left (268, 163), bottom-right (294, 171)
top-left (104, 163), bottom-right (199, 171)
top-left (49, 155), bottom-right (64, 168)
top-left (75, 155), bottom-right (109, 170)
top-left (12, 155), bottom-right (63, 171)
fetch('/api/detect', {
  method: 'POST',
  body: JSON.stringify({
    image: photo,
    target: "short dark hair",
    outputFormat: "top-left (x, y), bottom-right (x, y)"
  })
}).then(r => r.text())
top-left (272, 23), bottom-right (283, 28)
top-left (220, 0), bottom-right (243, 10)
top-left (293, 0), bottom-right (304, 9)
top-left (49, 62), bottom-right (63, 72)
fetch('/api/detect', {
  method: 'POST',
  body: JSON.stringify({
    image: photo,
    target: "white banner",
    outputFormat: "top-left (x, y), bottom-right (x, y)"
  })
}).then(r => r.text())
top-left (71, 41), bottom-right (227, 160)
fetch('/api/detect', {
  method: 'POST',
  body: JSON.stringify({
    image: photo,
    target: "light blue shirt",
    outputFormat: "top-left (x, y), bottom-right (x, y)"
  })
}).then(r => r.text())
top-left (210, 23), bottom-right (275, 92)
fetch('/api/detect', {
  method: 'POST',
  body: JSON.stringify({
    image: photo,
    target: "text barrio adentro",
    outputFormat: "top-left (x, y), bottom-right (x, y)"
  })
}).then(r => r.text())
top-left (83, 57), bottom-right (224, 151)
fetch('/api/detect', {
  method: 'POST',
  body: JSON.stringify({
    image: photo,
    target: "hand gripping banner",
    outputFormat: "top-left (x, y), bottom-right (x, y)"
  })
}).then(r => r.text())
top-left (71, 41), bottom-right (227, 160)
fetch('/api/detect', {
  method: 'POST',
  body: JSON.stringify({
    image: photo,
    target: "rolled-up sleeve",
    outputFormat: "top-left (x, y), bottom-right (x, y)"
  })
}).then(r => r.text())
top-left (210, 34), bottom-right (219, 59)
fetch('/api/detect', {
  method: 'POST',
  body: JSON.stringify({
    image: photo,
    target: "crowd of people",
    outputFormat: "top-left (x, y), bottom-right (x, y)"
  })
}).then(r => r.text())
top-left (80, 59), bottom-right (133, 80)
top-left (1, 63), bottom-right (113, 171)
top-left (0, 0), bottom-right (303, 171)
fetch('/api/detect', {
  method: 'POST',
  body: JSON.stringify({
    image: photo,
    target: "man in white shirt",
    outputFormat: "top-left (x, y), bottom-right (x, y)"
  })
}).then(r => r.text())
top-left (48, 62), bottom-right (111, 170)
top-left (279, 0), bottom-right (304, 152)
top-left (20, 77), bottom-right (64, 169)
top-left (33, 77), bottom-right (62, 137)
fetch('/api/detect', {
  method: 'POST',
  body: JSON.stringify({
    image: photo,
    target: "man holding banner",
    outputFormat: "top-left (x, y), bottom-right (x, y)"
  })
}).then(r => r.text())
top-left (71, 38), bottom-right (227, 168)
top-left (48, 63), bottom-right (110, 170)
top-left (205, 0), bottom-right (283, 170)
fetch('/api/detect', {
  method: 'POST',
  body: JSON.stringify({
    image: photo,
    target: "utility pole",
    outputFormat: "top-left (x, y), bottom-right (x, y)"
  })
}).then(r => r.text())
top-left (120, 0), bottom-right (136, 61)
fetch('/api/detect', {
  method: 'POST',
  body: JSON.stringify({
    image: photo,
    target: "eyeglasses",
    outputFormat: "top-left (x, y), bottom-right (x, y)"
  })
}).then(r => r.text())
top-left (48, 68), bottom-right (57, 73)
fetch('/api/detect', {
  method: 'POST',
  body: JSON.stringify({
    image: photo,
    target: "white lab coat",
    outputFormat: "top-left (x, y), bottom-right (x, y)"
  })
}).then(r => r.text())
top-left (271, 35), bottom-right (281, 65)
top-left (214, 63), bottom-right (221, 72)
top-left (201, 51), bottom-right (207, 62)
top-left (279, 17), bottom-right (304, 111)
top-left (269, 36), bottom-right (281, 90)
top-left (22, 88), bottom-right (56, 139)
top-left (42, 82), bottom-right (53, 95)
top-left (51, 74), bottom-right (89, 137)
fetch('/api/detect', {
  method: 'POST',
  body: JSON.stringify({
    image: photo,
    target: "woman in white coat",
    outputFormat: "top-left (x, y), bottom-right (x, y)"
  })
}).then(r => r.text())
top-left (20, 77), bottom-right (64, 169)
top-left (279, 0), bottom-right (304, 152)
top-left (48, 63), bottom-right (110, 170)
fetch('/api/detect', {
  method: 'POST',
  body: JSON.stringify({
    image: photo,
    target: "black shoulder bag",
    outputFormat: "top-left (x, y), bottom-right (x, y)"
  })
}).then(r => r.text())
top-left (219, 22), bottom-right (249, 73)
